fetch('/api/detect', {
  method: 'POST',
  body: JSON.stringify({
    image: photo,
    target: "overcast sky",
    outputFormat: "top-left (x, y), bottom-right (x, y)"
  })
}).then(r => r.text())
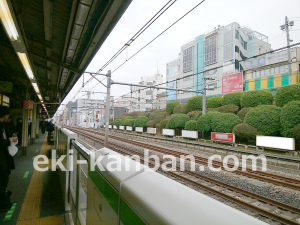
top-left (56, 0), bottom-right (300, 115)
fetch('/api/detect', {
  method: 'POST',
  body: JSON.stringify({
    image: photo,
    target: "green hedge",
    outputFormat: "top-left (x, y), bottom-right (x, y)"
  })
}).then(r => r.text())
top-left (114, 119), bottom-right (122, 127)
top-left (156, 119), bottom-right (169, 133)
top-left (237, 107), bottom-right (253, 121)
top-left (124, 119), bottom-right (135, 127)
top-left (180, 104), bottom-right (188, 114)
top-left (184, 120), bottom-right (197, 131)
top-left (196, 111), bottom-right (220, 133)
top-left (149, 110), bottom-right (166, 120)
top-left (154, 115), bottom-right (165, 125)
top-left (122, 116), bottom-right (134, 125)
top-left (187, 96), bottom-right (202, 112)
top-left (215, 104), bottom-right (239, 114)
top-left (173, 104), bottom-right (186, 114)
top-left (222, 92), bottom-right (243, 106)
top-left (134, 116), bottom-right (149, 127)
top-left (232, 123), bottom-right (257, 142)
top-left (275, 84), bottom-right (300, 107)
top-left (240, 90), bottom-right (273, 108)
top-left (292, 124), bottom-right (300, 140)
top-left (167, 114), bottom-right (190, 129)
top-left (207, 96), bottom-right (223, 108)
top-left (244, 105), bottom-right (281, 136)
top-left (187, 110), bottom-right (201, 120)
top-left (146, 120), bottom-right (156, 127)
top-left (280, 101), bottom-right (300, 137)
top-left (211, 113), bottom-right (241, 133)
top-left (166, 101), bottom-right (180, 114)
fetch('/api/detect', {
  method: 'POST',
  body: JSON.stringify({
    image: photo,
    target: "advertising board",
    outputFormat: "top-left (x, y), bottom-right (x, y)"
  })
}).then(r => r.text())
top-left (147, 127), bottom-right (156, 134)
top-left (126, 126), bottom-right (133, 131)
top-left (256, 135), bottom-right (295, 150)
top-left (135, 127), bottom-right (143, 132)
top-left (211, 132), bottom-right (235, 143)
top-left (162, 129), bottom-right (175, 136)
top-left (182, 130), bottom-right (198, 139)
top-left (222, 72), bottom-right (243, 94)
top-left (119, 126), bottom-right (125, 130)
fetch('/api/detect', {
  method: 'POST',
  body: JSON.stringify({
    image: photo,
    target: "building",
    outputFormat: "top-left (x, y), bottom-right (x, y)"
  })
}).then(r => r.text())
top-left (244, 47), bottom-right (300, 93)
top-left (154, 91), bottom-right (167, 110)
top-left (136, 72), bottom-right (164, 112)
top-left (166, 22), bottom-right (271, 102)
top-left (114, 92), bottom-right (137, 112)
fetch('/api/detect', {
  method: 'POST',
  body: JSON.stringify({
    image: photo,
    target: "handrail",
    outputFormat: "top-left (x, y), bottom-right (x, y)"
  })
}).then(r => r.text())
top-left (71, 139), bottom-right (91, 160)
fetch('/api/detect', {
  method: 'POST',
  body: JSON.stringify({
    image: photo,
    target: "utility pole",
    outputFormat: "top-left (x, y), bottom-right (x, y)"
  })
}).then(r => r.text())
top-left (202, 76), bottom-right (215, 115)
top-left (104, 70), bottom-right (111, 147)
top-left (280, 16), bottom-right (294, 84)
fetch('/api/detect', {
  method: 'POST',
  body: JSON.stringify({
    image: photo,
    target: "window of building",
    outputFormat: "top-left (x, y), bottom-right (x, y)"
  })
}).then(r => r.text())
top-left (240, 35), bottom-right (247, 50)
top-left (275, 66), bottom-right (280, 74)
top-left (205, 35), bottom-right (217, 66)
top-left (240, 51), bottom-right (247, 60)
top-left (138, 97), bottom-right (140, 101)
top-left (240, 64), bottom-right (244, 72)
top-left (183, 47), bottom-right (193, 73)
top-left (224, 43), bottom-right (234, 62)
top-left (235, 30), bottom-right (239, 39)
top-left (270, 67), bottom-right (275, 75)
top-left (235, 45), bottom-right (239, 53)
top-left (235, 59), bottom-right (239, 70)
top-left (178, 65), bottom-right (180, 72)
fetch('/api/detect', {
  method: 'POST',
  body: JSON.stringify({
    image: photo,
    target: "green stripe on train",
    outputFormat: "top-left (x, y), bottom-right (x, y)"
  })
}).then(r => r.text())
top-left (89, 170), bottom-right (146, 225)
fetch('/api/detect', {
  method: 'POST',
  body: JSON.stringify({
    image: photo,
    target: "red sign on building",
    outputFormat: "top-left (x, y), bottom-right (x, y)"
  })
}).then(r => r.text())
top-left (211, 132), bottom-right (235, 143)
top-left (222, 72), bottom-right (243, 94)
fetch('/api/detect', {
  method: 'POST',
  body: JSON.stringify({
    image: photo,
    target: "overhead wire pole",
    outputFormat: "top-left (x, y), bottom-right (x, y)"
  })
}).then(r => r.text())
top-left (104, 70), bottom-right (111, 147)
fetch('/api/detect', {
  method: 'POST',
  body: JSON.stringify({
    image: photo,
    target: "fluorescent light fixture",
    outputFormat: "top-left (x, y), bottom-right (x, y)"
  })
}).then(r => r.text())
top-left (17, 52), bottom-right (34, 80)
top-left (32, 83), bottom-right (40, 94)
top-left (0, 0), bottom-right (19, 41)
top-left (37, 94), bottom-right (43, 100)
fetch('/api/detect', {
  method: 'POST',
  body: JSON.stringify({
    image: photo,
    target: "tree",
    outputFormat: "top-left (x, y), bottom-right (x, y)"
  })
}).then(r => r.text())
top-left (166, 101), bottom-right (180, 114)
top-left (275, 84), bottom-right (300, 107)
top-left (280, 101), bottom-right (300, 137)
top-left (244, 105), bottom-right (281, 136)
top-left (222, 92), bottom-right (243, 107)
top-left (207, 96), bottom-right (223, 108)
top-left (134, 116), bottom-right (149, 127)
top-left (167, 114), bottom-right (190, 129)
top-left (240, 90), bottom-right (273, 108)
top-left (187, 96), bottom-right (203, 112)
top-left (233, 123), bottom-right (257, 143)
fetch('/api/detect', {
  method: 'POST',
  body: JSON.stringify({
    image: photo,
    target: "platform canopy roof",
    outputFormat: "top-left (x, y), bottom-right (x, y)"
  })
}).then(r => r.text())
top-left (0, 0), bottom-right (131, 117)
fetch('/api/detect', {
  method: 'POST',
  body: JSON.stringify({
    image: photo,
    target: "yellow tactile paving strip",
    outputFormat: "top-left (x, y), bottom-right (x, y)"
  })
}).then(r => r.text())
top-left (16, 138), bottom-right (63, 225)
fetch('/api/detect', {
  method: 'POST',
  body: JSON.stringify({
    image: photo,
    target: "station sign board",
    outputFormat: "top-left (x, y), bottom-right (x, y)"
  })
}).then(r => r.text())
top-left (147, 127), bottom-right (156, 134)
top-left (2, 95), bottom-right (10, 107)
top-left (211, 132), bottom-right (235, 143)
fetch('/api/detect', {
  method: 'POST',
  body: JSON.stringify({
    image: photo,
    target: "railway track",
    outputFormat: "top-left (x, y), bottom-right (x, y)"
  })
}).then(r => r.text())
top-left (71, 127), bottom-right (300, 225)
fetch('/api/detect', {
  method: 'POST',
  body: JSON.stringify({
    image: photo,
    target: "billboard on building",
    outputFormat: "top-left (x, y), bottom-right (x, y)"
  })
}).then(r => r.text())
top-left (245, 49), bottom-right (295, 70)
top-left (222, 72), bottom-right (243, 94)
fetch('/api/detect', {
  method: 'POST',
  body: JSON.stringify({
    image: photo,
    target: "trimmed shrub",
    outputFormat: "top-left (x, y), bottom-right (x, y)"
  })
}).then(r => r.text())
top-left (241, 90), bottom-right (273, 108)
top-left (185, 120), bottom-right (197, 131)
top-left (280, 101), bottom-right (300, 137)
top-left (146, 120), bottom-right (156, 127)
top-left (134, 116), bottom-right (149, 127)
top-left (211, 113), bottom-right (241, 133)
top-left (237, 107), bottom-right (253, 122)
top-left (156, 119), bottom-right (169, 133)
top-left (154, 115), bottom-right (165, 125)
top-left (180, 104), bottom-right (188, 114)
top-left (173, 104), bottom-right (184, 114)
top-left (122, 116), bottom-right (134, 125)
top-left (109, 118), bottom-right (113, 125)
top-left (187, 96), bottom-right (202, 112)
top-left (166, 101), bottom-right (180, 114)
top-left (215, 104), bottom-right (239, 114)
top-left (292, 124), bottom-right (300, 140)
top-left (222, 92), bottom-right (243, 106)
top-left (124, 119), bottom-right (135, 127)
top-left (149, 110), bottom-right (166, 120)
top-left (233, 123), bottom-right (257, 142)
top-left (196, 111), bottom-right (220, 133)
top-left (187, 110), bottom-right (201, 120)
top-left (244, 105), bottom-right (281, 136)
top-left (207, 96), bottom-right (223, 108)
top-left (127, 111), bottom-right (146, 118)
top-left (275, 84), bottom-right (300, 107)
top-left (114, 119), bottom-right (122, 127)
top-left (167, 114), bottom-right (190, 129)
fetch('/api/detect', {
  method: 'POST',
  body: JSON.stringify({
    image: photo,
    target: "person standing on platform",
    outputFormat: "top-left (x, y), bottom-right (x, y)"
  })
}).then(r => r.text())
top-left (46, 119), bottom-right (54, 142)
top-left (0, 106), bottom-right (18, 212)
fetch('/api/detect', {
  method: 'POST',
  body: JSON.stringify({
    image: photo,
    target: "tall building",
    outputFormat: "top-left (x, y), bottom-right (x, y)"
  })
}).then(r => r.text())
top-left (166, 22), bottom-right (271, 102)
top-left (244, 47), bottom-right (300, 93)
top-left (136, 72), bottom-right (164, 112)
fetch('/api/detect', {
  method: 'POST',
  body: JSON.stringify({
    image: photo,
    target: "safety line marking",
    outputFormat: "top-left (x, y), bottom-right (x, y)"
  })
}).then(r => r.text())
top-left (3, 203), bottom-right (17, 221)
top-left (23, 171), bottom-right (30, 179)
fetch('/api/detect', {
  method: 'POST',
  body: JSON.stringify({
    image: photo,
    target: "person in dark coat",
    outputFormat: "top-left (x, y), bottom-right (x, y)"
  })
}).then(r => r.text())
top-left (0, 106), bottom-right (18, 212)
top-left (16, 118), bottom-right (23, 144)
top-left (40, 119), bottom-right (45, 134)
top-left (46, 120), bottom-right (54, 142)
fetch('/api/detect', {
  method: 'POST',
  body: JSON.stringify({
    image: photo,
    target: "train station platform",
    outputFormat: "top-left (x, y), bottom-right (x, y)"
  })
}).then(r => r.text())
top-left (0, 134), bottom-right (66, 225)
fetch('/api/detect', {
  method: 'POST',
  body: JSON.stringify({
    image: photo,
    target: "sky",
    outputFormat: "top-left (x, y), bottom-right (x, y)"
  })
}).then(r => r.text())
top-left (56, 0), bottom-right (300, 115)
